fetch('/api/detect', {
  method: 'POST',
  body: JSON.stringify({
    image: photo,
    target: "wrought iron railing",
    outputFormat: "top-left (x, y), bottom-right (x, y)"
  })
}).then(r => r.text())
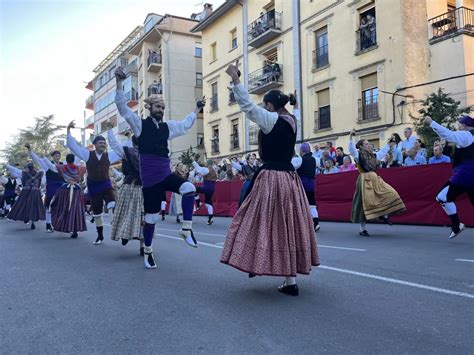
top-left (211, 139), bottom-right (220, 154)
top-left (230, 133), bottom-right (239, 150)
top-left (249, 124), bottom-right (259, 146)
top-left (314, 108), bottom-right (331, 131)
top-left (358, 99), bottom-right (379, 121)
top-left (147, 52), bottom-right (162, 67)
top-left (355, 25), bottom-right (377, 52)
top-left (248, 63), bottom-right (283, 92)
top-left (312, 46), bottom-right (329, 69)
top-left (147, 83), bottom-right (162, 96)
top-left (429, 7), bottom-right (474, 41)
top-left (248, 10), bottom-right (282, 42)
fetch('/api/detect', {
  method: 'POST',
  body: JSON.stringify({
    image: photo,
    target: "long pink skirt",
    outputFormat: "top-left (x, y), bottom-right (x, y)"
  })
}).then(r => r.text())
top-left (51, 187), bottom-right (86, 233)
top-left (7, 188), bottom-right (45, 222)
top-left (221, 170), bottom-right (320, 277)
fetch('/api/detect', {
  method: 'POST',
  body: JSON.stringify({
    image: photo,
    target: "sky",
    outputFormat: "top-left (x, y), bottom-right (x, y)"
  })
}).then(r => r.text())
top-left (0, 0), bottom-right (225, 152)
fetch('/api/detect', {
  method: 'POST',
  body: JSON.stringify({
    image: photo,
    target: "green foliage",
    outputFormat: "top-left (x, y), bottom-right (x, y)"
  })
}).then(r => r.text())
top-left (1, 115), bottom-right (67, 168)
top-left (411, 88), bottom-right (471, 152)
top-left (179, 146), bottom-right (197, 168)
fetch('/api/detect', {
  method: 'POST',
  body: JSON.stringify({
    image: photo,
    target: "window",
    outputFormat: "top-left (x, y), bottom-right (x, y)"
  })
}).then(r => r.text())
top-left (195, 46), bottom-right (202, 58)
top-left (357, 7), bottom-right (377, 51)
top-left (211, 82), bottom-right (218, 112)
top-left (230, 28), bottom-right (237, 49)
top-left (211, 126), bottom-right (219, 154)
top-left (359, 73), bottom-right (379, 121)
top-left (210, 42), bottom-right (217, 62)
top-left (314, 27), bottom-right (329, 69)
top-left (231, 119), bottom-right (239, 149)
top-left (197, 133), bottom-right (204, 148)
top-left (196, 72), bottom-right (203, 87)
top-left (315, 89), bottom-right (331, 131)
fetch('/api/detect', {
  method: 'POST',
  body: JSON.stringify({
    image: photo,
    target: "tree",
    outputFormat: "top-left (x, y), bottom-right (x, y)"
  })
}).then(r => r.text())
top-left (1, 115), bottom-right (67, 168)
top-left (411, 88), bottom-right (471, 154)
top-left (179, 146), bottom-right (197, 168)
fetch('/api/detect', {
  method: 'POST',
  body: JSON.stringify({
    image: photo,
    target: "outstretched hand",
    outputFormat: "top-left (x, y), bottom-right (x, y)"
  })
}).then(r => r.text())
top-left (196, 96), bottom-right (206, 108)
top-left (226, 59), bottom-right (241, 84)
top-left (350, 128), bottom-right (357, 136)
top-left (423, 116), bottom-right (433, 125)
top-left (115, 67), bottom-right (126, 81)
top-left (67, 120), bottom-right (75, 133)
top-left (24, 143), bottom-right (31, 151)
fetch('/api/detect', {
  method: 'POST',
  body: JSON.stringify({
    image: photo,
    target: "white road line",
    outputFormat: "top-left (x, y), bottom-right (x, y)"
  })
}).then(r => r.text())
top-left (156, 228), bottom-right (366, 251)
top-left (456, 259), bottom-right (474, 263)
top-left (158, 233), bottom-right (474, 300)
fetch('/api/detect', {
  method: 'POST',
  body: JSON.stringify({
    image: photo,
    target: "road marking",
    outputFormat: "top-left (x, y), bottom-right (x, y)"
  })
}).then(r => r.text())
top-left (156, 228), bottom-right (366, 251)
top-left (456, 259), bottom-right (474, 263)
top-left (158, 233), bottom-right (474, 300)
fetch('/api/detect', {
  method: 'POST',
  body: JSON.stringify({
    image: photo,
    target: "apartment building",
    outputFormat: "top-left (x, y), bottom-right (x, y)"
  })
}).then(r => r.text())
top-left (192, 0), bottom-right (473, 157)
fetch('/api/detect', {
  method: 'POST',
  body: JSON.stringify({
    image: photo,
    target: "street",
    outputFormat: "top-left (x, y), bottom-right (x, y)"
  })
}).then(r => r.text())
top-left (0, 216), bottom-right (473, 354)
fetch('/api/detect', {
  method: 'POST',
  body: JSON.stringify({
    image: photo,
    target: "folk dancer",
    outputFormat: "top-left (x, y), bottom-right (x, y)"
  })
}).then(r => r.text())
top-left (424, 115), bottom-right (474, 239)
top-left (221, 60), bottom-right (319, 296)
top-left (115, 67), bottom-right (205, 269)
top-left (193, 157), bottom-right (217, 225)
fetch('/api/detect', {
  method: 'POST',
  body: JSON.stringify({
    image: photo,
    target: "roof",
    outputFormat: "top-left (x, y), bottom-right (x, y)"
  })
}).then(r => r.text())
top-left (191, 0), bottom-right (238, 33)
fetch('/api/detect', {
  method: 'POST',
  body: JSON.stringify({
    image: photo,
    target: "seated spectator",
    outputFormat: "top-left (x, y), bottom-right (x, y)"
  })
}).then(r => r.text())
top-left (404, 147), bottom-right (427, 166)
top-left (381, 151), bottom-right (400, 168)
top-left (428, 145), bottom-right (451, 164)
top-left (338, 156), bottom-right (356, 173)
top-left (414, 139), bottom-right (427, 159)
top-left (435, 139), bottom-right (453, 158)
top-left (326, 142), bottom-right (336, 159)
top-left (323, 159), bottom-right (339, 174)
top-left (335, 146), bottom-right (346, 167)
top-left (312, 143), bottom-right (322, 160)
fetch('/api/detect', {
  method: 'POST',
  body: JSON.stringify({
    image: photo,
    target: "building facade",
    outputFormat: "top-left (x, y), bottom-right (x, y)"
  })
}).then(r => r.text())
top-left (192, 0), bottom-right (473, 158)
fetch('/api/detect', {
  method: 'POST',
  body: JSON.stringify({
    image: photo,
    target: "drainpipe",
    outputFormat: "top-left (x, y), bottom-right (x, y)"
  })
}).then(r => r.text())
top-left (291, 0), bottom-right (303, 142)
top-left (242, 0), bottom-right (250, 151)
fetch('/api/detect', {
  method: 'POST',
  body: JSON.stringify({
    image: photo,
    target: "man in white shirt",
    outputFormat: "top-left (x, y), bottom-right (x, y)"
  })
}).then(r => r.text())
top-left (401, 127), bottom-right (417, 158)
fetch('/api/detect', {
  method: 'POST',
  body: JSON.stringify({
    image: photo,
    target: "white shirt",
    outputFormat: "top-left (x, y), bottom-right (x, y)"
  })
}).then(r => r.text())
top-left (115, 89), bottom-right (196, 140)
top-left (66, 133), bottom-right (121, 164)
top-left (430, 121), bottom-right (474, 148)
top-left (348, 138), bottom-right (390, 162)
top-left (401, 135), bottom-right (417, 152)
top-left (192, 161), bottom-right (210, 176)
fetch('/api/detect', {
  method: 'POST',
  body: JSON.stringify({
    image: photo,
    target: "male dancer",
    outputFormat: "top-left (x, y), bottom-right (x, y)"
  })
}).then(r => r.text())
top-left (193, 157), bottom-right (217, 225)
top-left (425, 115), bottom-right (474, 239)
top-left (115, 67), bottom-right (205, 269)
top-left (292, 142), bottom-right (320, 231)
top-left (1, 172), bottom-right (17, 217)
top-left (26, 145), bottom-right (65, 232)
top-left (67, 121), bottom-right (121, 245)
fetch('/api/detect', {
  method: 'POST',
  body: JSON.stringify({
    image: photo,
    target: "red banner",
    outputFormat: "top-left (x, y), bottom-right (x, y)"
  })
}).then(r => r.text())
top-left (180, 163), bottom-right (473, 227)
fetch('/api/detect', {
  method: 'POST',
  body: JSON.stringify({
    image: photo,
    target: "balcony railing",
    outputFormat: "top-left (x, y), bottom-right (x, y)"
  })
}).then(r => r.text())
top-left (248, 10), bottom-right (282, 48)
top-left (355, 26), bottom-right (377, 53)
top-left (148, 83), bottom-right (162, 96)
top-left (211, 139), bottom-right (220, 154)
top-left (210, 95), bottom-right (218, 112)
top-left (314, 108), bottom-right (331, 131)
top-left (228, 90), bottom-right (236, 104)
top-left (147, 52), bottom-right (162, 71)
top-left (86, 95), bottom-right (94, 110)
top-left (312, 46), bottom-right (329, 69)
top-left (249, 124), bottom-right (259, 146)
top-left (248, 63), bottom-right (283, 95)
top-left (124, 62), bottom-right (138, 75)
top-left (358, 99), bottom-right (379, 121)
top-left (429, 7), bottom-right (474, 43)
top-left (230, 133), bottom-right (239, 150)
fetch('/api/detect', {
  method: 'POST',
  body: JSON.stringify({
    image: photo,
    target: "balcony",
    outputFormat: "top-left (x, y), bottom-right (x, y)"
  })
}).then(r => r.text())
top-left (124, 62), bottom-right (138, 75)
top-left (312, 47), bottom-right (329, 70)
top-left (230, 133), bottom-right (239, 150)
top-left (210, 95), bottom-right (218, 112)
top-left (228, 90), bottom-right (236, 105)
top-left (429, 7), bottom-right (474, 44)
top-left (126, 88), bottom-right (139, 108)
top-left (313, 108), bottom-right (331, 132)
top-left (248, 10), bottom-right (282, 48)
top-left (355, 26), bottom-right (377, 54)
top-left (358, 99), bottom-right (379, 122)
top-left (86, 95), bottom-right (94, 110)
top-left (248, 63), bottom-right (283, 95)
top-left (84, 115), bottom-right (94, 129)
top-left (147, 52), bottom-right (162, 72)
top-left (147, 82), bottom-right (163, 96)
top-left (211, 138), bottom-right (220, 154)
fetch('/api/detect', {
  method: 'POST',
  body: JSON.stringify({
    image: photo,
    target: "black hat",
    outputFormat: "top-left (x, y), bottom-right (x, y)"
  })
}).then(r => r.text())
top-left (50, 150), bottom-right (61, 157)
top-left (92, 135), bottom-right (106, 144)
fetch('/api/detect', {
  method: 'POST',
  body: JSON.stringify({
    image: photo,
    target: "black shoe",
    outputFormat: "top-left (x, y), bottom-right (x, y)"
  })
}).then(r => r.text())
top-left (30, 223), bottom-right (36, 230)
top-left (161, 213), bottom-right (165, 221)
top-left (140, 247), bottom-right (144, 256)
top-left (248, 273), bottom-right (256, 278)
top-left (359, 230), bottom-right (370, 237)
top-left (46, 223), bottom-right (54, 232)
top-left (90, 217), bottom-right (95, 224)
top-left (379, 216), bottom-right (393, 226)
top-left (121, 238), bottom-right (129, 246)
top-left (176, 217), bottom-right (181, 224)
top-left (207, 217), bottom-right (214, 225)
top-left (70, 232), bottom-right (78, 238)
top-left (278, 283), bottom-right (299, 296)
top-left (93, 236), bottom-right (103, 245)
top-left (24, 220), bottom-right (29, 224)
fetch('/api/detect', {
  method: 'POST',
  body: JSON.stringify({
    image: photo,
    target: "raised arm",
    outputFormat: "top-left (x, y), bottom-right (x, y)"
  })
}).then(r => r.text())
top-left (41, 157), bottom-right (58, 173)
top-left (348, 131), bottom-right (359, 160)
top-left (375, 143), bottom-right (390, 161)
top-left (107, 129), bottom-right (125, 159)
top-left (230, 159), bottom-right (242, 171)
top-left (428, 119), bottom-right (473, 148)
top-left (66, 121), bottom-right (89, 162)
top-left (26, 146), bottom-right (49, 172)
top-left (167, 113), bottom-right (197, 140)
top-left (6, 164), bottom-right (22, 179)
top-left (192, 161), bottom-right (210, 176)
top-left (114, 67), bottom-right (142, 137)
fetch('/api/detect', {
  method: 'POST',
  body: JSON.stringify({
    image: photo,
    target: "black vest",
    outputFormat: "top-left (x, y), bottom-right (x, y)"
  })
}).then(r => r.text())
top-left (138, 117), bottom-right (170, 157)
top-left (258, 115), bottom-right (296, 164)
top-left (242, 164), bottom-right (257, 180)
top-left (5, 178), bottom-right (16, 191)
top-left (453, 132), bottom-right (474, 167)
top-left (122, 146), bottom-right (141, 185)
top-left (46, 162), bottom-right (64, 182)
top-left (297, 153), bottom-right (316, 178)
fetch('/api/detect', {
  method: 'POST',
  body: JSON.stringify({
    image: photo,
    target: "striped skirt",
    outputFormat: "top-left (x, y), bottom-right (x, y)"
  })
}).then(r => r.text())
top-left (51, 185), bottom-right (86, 233)
top-left (111, 183), bottom-right (144, 241)
top-left (7, 187), bottom-right (45, 222)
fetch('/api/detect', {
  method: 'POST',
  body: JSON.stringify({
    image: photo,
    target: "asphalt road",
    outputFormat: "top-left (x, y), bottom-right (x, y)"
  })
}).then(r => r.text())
top-left (0, 215), bottom-right (473, 354)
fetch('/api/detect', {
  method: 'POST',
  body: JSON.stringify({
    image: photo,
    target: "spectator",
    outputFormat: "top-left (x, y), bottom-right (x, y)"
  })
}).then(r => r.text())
top-left (381, 151), bottom-right (400, 168)
top-left (390, 133), bottom-right (403, 150)
top-left (359, 16), bottom-right (370, 49)
top-left (312, 144), bottom-right (322, 160)
top-left (401, 127), bottom-right (417, 158)
top-left (326, 142), bottom-right (336, 159)
top-left (338, 156), bottom-right (356, 173)
top-left (323, 159), bottom-right (339, 174)
top-left (436, 139), bottom-right (453, 158)
top-left (428, 145), bottom-right (451, 164)
top-left (414, 138), bottom-right (427, 159)
top-left (335, 147), bottom-right (346, 167)
top-left (404, 147), bottom-right (426, 166)
top-left (367, 14), bottom-right (376, 46)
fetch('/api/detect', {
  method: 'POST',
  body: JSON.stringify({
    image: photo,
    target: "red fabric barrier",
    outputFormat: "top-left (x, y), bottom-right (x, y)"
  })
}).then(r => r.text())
top-left (170, 164), bottom-right (473, 226)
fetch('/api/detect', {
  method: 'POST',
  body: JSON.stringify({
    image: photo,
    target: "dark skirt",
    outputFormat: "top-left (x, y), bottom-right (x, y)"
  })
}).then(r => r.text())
top-left (7, 187), bottom-right (45, 222)
top-left (51, 185), bottom-right (86, 233)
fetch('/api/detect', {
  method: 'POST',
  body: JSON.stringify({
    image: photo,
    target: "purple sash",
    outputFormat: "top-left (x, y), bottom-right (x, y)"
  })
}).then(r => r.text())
top-left (140, 154), bottom-right (172, 188)
top-left (87, 180), bottom-right (112, 196)
top-left (300, 176), bottom-right (315, 192)
top-left (46, 180), bottom-right (64, 199)
top-left (450, 162), bottom-right (474, 187)
top-left (4, 190), bottom-right (16, 198)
